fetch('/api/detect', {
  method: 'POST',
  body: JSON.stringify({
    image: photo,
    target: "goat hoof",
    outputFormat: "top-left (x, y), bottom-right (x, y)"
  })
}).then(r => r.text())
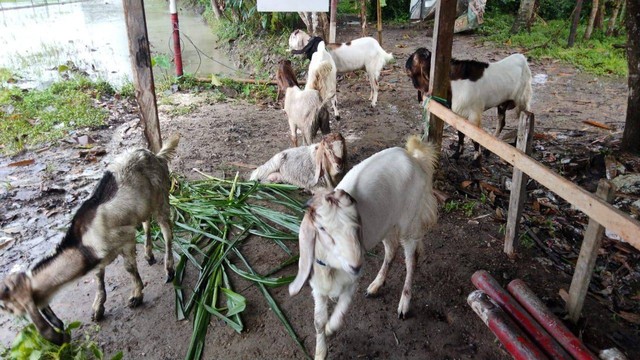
top-left (335, 115), bottom-right (341, 121)
top-left (165, 269), bottom-right (175, 283)
top-left (471, 158), bottom-right (482, 168)
top-left (92, 309), bottom-right (104, 322)
top-left (398, 311), bottom-right (409, 320)
top-left (146, 256), bottom-right (156, 266)
top-left (364, 290), bottom-right (377, 298)
top-left (128, 296), bottom-right (143, 308)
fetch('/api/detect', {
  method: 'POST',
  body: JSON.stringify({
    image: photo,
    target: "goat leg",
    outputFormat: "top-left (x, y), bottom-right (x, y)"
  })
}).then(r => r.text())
top-left (471, 141), bottom-right (483, 168)
top-left (91, 267), bottom-right (107, 321)
top-left (29, 304), bottom-right (65, 345)
top-left (158, 210), bottom-right (175, 283)
top-left (40, 305), bottom-right (64, 331)
top-left (313, 291), bottom-right (329, 360)
top-left (326, 283), bottom-right (356, 336)
top-left (123, 244), bottom-right (144, 308)
top-left (366, 236), bottom-right (399, 297)
top-left (398, 239), bottom-right (419, 319)
top-left (451, 131), bottom-right (465, 160)
top-left (142, 220), bottom-right (156, 266)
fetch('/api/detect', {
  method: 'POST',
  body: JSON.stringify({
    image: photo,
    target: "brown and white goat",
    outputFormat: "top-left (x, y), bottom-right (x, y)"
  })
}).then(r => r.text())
top-left (250, 133), bottom-right (347, 191)
top-left (289, 136), bottom-right (438, 360)
top-left (406, 47), bottom-right (532, 164)
top-left (276, 59), bottom-right (299, 102)
top-left (0, 135), bottom-right (179, 344)
top-left (282, 61), bottom-right (331, 147)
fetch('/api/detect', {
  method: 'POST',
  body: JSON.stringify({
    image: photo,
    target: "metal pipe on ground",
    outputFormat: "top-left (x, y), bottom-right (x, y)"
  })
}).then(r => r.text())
top-left (471, 270), bottom-right (572, 359)
top-left (468, 290), bottom-right (549, 360)
top-left (507, 279), bottom-right (598, 360)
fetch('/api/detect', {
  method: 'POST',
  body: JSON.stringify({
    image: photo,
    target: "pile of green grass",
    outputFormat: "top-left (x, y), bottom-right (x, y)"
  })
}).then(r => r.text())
top-left (0, 75), bottom-right (113, 154)
top-left (145, 173), bottom-right (309, 360)
top-left (480, 13), bottom-right (627, 76)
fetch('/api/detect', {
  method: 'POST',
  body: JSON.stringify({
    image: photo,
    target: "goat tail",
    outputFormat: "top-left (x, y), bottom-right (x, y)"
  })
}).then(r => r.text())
top-left (156, 134), bottom-right (180, 162)
top-left (384, 50), bottom-right (395, 64)
top-left (405, 135), bottom-right (438, 177)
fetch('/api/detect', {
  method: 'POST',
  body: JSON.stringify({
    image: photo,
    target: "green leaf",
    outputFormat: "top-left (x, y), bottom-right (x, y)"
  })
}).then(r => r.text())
top-left (211, 74), bottom-right (222, 87)
top-left (220, 288), bottom-right (246, 316)
top-left (110, 351), bottom-right (124, 360)
top-left (66, 321), bottom-right (82, 331)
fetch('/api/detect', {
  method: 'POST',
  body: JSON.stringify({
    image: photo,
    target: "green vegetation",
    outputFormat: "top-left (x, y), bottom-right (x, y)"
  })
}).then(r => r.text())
top-left (144, 174), bottom-right (308, 360)
top-left (368, 0), bottom-right (411, 23)
top-left (480, 13), bottom-right (627, 76)
top-left (338, 0), bottom-right (361, 15)
top-left (0, 75), bottom-right (111, 154)
top-left (3, 321), bottom-right (122, 360)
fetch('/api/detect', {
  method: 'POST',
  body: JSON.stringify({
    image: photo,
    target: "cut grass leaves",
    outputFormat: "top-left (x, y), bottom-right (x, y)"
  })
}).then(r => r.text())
top-left (142, 174), bottom-right (309, 360)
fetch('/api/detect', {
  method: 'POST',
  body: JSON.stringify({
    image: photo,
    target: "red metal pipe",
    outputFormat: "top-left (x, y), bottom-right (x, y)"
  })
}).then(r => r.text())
top-left (472, 270), bottom-right (572, 359)
top-left (170, 0), bottom-right (183, 77)
top-left (507, 279), bottom-right (598, 360)
top-left (468, 290), bottom-right (549, 360)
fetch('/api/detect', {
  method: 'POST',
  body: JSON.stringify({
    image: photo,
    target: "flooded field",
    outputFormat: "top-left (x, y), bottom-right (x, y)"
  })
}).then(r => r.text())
top-left (0, 0), bottom-right (236, 87)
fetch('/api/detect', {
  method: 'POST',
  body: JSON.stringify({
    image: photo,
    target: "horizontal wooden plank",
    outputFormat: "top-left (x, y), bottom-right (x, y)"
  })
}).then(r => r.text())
top-left (426, 100), bottom-right (640, 250)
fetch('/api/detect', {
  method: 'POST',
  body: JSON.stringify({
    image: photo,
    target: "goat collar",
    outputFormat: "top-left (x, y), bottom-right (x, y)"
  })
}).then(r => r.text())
top-left (315, 258), bottom-right (327, 267)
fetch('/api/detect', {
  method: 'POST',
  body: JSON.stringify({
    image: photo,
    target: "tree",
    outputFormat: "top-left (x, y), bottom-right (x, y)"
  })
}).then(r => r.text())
top-left (568, 0), bottom-right (584, 47)
top-left (584, 0), bottom-right (599, 40)
top-left (622, 0), bottom-right (640, 153)
top-left (511, 0), bottom-right (536, 34)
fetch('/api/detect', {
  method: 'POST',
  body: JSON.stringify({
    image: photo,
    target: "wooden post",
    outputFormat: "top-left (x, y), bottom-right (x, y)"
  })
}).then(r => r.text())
top-left (123, 0), bottom-right (163, 153)
top-left (376, 0), bottom-right (382, 45)
top-left (504, 111), bottom-right (535, 257)
top-left (427, 0), bottom-right (456, 147)
top-left (567, 180), bottom-right (616, 323)
top-left (329, 0), bottom-right (337, 43)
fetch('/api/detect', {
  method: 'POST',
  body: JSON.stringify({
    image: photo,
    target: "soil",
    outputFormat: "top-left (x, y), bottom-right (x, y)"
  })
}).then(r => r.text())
top-left (1, 22), bottom-right (639, 360)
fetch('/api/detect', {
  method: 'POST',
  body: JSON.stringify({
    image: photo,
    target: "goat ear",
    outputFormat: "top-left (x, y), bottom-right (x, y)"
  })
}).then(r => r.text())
top-left (313, 144), bottom-right (324, 185)
top-left (289, 212), bottom-right (316, 296)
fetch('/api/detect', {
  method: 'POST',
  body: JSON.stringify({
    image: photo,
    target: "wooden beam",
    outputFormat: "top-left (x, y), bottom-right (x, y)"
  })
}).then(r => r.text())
top-left (426, 100), bottom-right (640, 249)
top-left (376, 0), bottom-right (382, 45)
top-left (329, 0), bottom-right (337, 43)
top-left (567, 180), bottom-right (616, 323)
top-left (427, 0), bottom-right (456, 147)
top-left (123, 0), bottom-right (162, 153)
top-left (504, 111), bottom-right (535, 257)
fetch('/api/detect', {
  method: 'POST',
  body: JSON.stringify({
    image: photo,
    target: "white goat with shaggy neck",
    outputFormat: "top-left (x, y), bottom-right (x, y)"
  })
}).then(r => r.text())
top-left (291, 31), bottom-right (395, 107)
top-left (289, 136), bottom-right (438, 360)
top-left (305, 40), bottom-right (340, 120)
top-left (250, 133), bottom-right (347, 191)
top-left (0, 135), bottom-right (179, 345)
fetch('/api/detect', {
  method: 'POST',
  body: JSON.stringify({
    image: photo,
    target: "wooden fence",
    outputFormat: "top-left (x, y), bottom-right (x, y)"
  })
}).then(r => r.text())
top-left (425, 100), bottom-right (640, 321)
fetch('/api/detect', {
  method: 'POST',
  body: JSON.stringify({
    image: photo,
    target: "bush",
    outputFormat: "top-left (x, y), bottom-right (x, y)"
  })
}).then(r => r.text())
top-left (367, 0), bottom-right (411, 23)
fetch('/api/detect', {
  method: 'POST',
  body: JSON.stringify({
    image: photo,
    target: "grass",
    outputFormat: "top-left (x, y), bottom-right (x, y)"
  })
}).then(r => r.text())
top-left (3, 321), bottom-right (122, 360)
top-left (480, 13), bottom-right (628, 76)
top-left (0, 75), bottom-right (112, 154)
top-left (143, 173), bottom-right (310, 360)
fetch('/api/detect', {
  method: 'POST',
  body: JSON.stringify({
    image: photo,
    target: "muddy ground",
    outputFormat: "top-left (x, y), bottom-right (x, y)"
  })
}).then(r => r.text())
top-left (1, 23), bottom-right (639, 359)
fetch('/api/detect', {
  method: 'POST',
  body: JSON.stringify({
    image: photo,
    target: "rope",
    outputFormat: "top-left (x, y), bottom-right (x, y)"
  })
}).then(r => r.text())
top-left (421, 95), bottom-right (451, 140)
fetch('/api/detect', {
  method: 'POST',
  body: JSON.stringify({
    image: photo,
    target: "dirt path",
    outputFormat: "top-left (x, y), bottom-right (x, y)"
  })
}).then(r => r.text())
top-left (1, 24), bottom-right (638, 359)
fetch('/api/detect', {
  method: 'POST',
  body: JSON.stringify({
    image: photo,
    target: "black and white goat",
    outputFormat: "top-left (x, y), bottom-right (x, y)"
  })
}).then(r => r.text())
top-left (250, 133), bottom-right (347, 191)
top-left (289, 136), bottom-right (438, 360)
top-left (290, 31), bottom-right (395, 108)
top-left (406, 48), bottom-right (532, 164)
top-left (280, 60), bottom-right (332, 147)
top-left (0, 135), bottom-right (179, 344)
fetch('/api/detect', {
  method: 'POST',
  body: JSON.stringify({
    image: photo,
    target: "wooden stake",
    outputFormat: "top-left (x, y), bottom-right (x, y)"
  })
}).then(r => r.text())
top-left (504, 111), bottom-right (535, 257)
top-left (329, 0), bottom-right (337, 43)
top-left (427, 0), bottom-right (456, 148)
top-left (376, 0), bottom-right (382, 45)
top-left (123, 0), bottom-right (162, 153)
top-left (567, 180), bottom-right (616, 323)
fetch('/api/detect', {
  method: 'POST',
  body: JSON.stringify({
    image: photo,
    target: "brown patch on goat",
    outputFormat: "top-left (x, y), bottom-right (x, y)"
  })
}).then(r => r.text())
top-left (450, 59), bottom-right (489, 81)
top-left (276, 60), bottom-right (299, 99)
top-left (326, 43), bottom-right (342, 50)
top-left (31, 171), bottom-right (117, 275)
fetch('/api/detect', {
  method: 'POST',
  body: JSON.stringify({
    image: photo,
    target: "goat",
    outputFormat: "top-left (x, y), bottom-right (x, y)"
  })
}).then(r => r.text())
top-left (276, 59), bottom-right (299, 102)
top-left (282, 62), bottom-right (332, 147)
top-left (290, 31), bottom-right (395, 107)
top-left (250, 133), bottom-right (347, 191)
top-left (288, 29), bottom-right (311, 52)
top-left (305, 41), bottom-right (340, 120)
top-left (289, 135), bottom-right (438, 360)
top-left (405, 47), bottom-right (532, 164)
top-left (0, 135), bottom-right (179, 345)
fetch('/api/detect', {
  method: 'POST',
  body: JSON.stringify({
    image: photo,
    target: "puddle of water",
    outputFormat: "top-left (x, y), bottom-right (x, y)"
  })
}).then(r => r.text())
top-left (533, 73), bottom-right (548, 85)
top-left (0, 0), bottom-right (237, 87)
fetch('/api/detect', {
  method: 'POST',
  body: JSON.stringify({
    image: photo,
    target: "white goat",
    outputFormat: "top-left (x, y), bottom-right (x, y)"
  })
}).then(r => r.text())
top-left (280, 60), bottom-right (332, 147)
top-left (406, 48), bottom-right (532, 164)
top-left (250, 133), bottom-right (346, 191)
top-left (291, 31), bottom-right (395, 107)
top-left (0, 135), bottom-right (179, 344)
top-left (289, 136), bottom-right (438, 360)
top-left (305, 41), bottom-right (340, 120)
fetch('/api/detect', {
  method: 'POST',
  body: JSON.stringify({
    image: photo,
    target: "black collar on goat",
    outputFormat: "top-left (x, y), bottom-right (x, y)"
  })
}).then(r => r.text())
top-left (291, 36), bottom-right (324, 60)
